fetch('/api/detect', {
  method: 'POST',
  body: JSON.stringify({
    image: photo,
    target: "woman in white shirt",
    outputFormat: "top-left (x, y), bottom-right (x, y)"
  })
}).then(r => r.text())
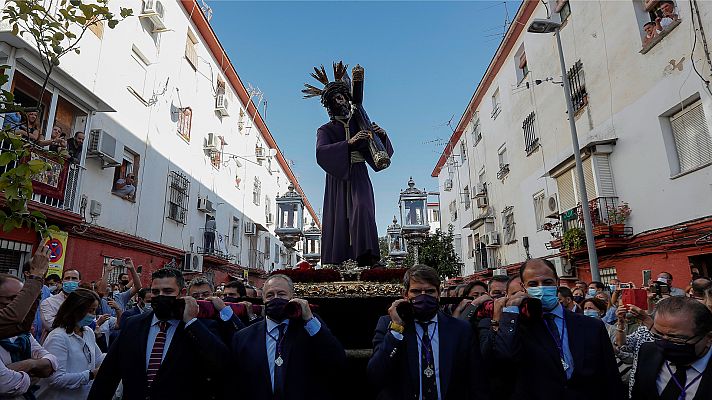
top-left (36, 288), bottom-right (105, 400)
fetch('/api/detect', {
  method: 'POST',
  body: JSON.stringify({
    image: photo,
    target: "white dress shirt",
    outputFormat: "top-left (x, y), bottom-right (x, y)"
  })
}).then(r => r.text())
top-left (656, 347), bottom-right (712, 400)
top-left (39, 292), bottom-right (67, 333)
top-left (0, 334), bottom-right (58, 399)
top-left (390, 315), bottom-right (442, 400)
top-left (36, 326), bottom-right (105, 400)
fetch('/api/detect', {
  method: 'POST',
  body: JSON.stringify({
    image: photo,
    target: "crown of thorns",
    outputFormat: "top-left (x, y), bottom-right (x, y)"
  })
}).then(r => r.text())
top-left (302, 62), bottom-right (351, 107)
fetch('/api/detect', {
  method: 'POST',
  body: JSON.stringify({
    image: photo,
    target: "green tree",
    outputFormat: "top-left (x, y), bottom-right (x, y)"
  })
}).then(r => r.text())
top-left (0, 0), bottom-right (131, 236)
top-left (405, 225), bottom-right (462, 280)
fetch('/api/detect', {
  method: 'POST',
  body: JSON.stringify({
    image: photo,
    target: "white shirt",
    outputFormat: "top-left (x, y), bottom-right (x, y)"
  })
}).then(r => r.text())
top-left (656, 347), bottom-right (712, 400)
top-left (40, 292), bottom-right (67, 333)
top-left (0, 334), bottom-right (58, 399)
top-left (36, 326), bottom-right (105, 400)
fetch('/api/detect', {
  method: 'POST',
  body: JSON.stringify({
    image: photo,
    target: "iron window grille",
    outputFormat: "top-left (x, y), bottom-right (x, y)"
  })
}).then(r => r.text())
top-left (523, 111), bottom-right (539, 153)
top-left (502, 206), bottom-right (516, 244)
top-left (567, 60), bottom-right (587, 112)
top-left (167, 171), bottom-right (190, 224)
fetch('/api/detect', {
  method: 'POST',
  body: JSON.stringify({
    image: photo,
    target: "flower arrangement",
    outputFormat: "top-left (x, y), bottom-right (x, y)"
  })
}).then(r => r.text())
top-left (605, 202), bottom-right (631, 225)
top-left (360, 268), bottom-right (408, 283)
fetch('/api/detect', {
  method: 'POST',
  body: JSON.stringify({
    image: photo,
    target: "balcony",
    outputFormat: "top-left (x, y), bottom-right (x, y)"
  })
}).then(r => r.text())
top-left (248, 248), bottom-right (266, 271)
top-left (198, 228), bottom-right (234, 262)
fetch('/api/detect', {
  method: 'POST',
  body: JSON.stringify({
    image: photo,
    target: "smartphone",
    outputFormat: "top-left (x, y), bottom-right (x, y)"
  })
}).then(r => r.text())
top-left (111, 259), bottom-right (125, 267)
top-left (642, 270), bottom-right (652, 287)
top-left (396, 301), bottom-right (414, 324)
top-left (136, 265), bottom-right (143, 273)
top-left (621, 288), bottom-right (648, 310)
top-left (619, 282), bottom-right (632, 289)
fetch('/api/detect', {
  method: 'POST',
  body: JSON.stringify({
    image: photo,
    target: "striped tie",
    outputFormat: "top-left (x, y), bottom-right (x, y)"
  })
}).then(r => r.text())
top-left (146, 321), bottom-right (169, 386)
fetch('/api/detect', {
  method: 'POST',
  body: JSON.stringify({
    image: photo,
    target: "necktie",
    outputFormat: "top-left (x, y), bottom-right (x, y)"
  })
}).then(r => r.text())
top-left (660, 363), bottom-right (688, 400)
top-left (544, 313), bottom-right (569, 372)
top-left (418, 321), bottom-right (438, 400)
top-left (146, 321), bottom-right (169, 386)
top-left (273, 324), bottom-right (287, 400)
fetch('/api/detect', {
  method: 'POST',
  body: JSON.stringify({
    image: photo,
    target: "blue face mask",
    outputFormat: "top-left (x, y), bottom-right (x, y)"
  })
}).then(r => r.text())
top-left (63, 281), bottom-right (79, 293)
top-left (587, 288), bottom-right (597, 298)
top-left (583, 309), bottom-right (601, 319)
top-left (527, 286), bottom-right (559, 311)
top-left (78, 314), bottom-right (95, 327)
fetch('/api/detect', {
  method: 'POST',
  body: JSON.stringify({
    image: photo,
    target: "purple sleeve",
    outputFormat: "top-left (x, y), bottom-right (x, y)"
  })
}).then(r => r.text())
top-left (316, 127), bottom-right (350, 181)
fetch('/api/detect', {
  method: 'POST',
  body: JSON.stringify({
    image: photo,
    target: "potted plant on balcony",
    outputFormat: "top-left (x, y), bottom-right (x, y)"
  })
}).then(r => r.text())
top-left (605, 202), bottom-right (631, 236)
top-left (543, 221), bottom-right (563, 249)
top-left (561, 227), bottom-right (586, 256)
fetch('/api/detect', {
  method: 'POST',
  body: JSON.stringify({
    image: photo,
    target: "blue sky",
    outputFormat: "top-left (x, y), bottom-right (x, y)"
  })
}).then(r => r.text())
top-left (207, 1), bottom-right (517, 234)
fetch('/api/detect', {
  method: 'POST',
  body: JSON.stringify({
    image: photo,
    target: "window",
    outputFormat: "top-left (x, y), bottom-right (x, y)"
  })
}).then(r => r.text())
top-left (639, 0), bottom-right (681, 50)
top-left (502, 206), bottom-right (516, 244)
top-left (491, 88), bottom-right (501, 119)
top-left (253, 177), bottom-right (261, 206)
top-left (185, 31), bottom-right (198, 69)
top-left (128, 46), bottom-right (150, 101)
top-left (497, 146), bottom-right (509, 179)
top-left (460, 141), bottom-right (467, 163)
top-left (449, 200), bottom-right (458, 221)
top-left (557, 0), bottom-right (571, 23)
top-left (472, 112), bottom-right (482, 145)
top-left (167, 171), bottom-right (190, 224)
top-left (514, 45), bottom-right (529, 83)
top-left (264, 236), bottom-right (271, 259)
top-left (231, 217), bottom-right (240, 246)
top-left (463, 186), bottom-right (471, 210)
top-left (431, 208), bottom-right (439, 222)
top-left (522, 111), bottom-right (539, 153)
top-left (467, 234), bottom-right (474, 259)
top-left (177, 107), bottom-right (192, 142)
top-left (533, 192), bottom-right (546, 231)
top-left (265, 196), bottom-right (272, 224)
top-left (567, 61), bottom-right (587, 112)
top-left (112, 148), bottom-right (139, 201)
top-left (600, 266), bottom-right (618, 285)
top-left (670, 100), bottom-right (712, 174)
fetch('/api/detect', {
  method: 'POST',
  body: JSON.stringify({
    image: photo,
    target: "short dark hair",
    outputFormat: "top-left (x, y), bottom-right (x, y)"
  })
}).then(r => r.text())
top-left (582, 297), bottom-right (608, 313)
top-left (63, 269), bottom-right (81, 279)
top-left (506, 275), bottom-right (521, 292)
top-left (52, 288), bottom-right (100, 334)
top-left (118, 273), bottom-right (129, 280)
top-left (519, 258), bottom-right (558, 282)
top-left (225, 280), bottom-right (247, 297)
top-left (660, 271), bottom-right (673, 280)
top-left (137, 288), bottom-right (151, 299)
top-left (644, 21), bottom-right (656, 27)
top-left (46, 274), bottom-right (61, 282)
top-left (403, 265), bottom-right (441, 292)
top-left (489, 275), bottom-right (509, 291)
top-left (656, 296), bottom-right (712, 336)
top-left (470, 281), bottom-right (487, 293)
top-left (557, 286), bottom-right (573, 299)
top-left (151, 268), bottom-right (185, 289)
top-left (589, 281), bottom-right (605, 290)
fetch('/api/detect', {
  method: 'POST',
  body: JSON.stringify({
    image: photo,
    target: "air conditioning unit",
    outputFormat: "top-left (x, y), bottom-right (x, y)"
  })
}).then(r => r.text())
top-left (493, 268), bottom-right (508, 276)
top-left (87, 129), bottom-right (123, 167)
top-left (215, 93), bottom-right (229, 116)
top-left (255, 147), bottom-right (266, 161)
top-left (197, 197), bottom-right (214, 213)
top-left (475, 183), bottom-right (487, 197)
top-left (552, 256), bottom-right (574, 277)
top-left (89, 200), bottom-right (102, 217)
top-left (183, 252), bottom-right (203, 273)
top-left (444, 178), bottom-right (453, 191)
top-left (244, 222), bottom-right (256, 235)
top-left (484, 232), bottom-right (500, 247)
top-left (476, 196), bottom-right (488, 208)
top-left (545, 194), bottom-right (559, 218)
top-left (141, 0), bottom-right (166, 32)
top-left (204, 132), bottom-right (220, 151)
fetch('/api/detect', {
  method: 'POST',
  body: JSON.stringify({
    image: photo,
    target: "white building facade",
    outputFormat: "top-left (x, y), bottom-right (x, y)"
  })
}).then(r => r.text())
top-left (433, 0), bottom-right (712, 282)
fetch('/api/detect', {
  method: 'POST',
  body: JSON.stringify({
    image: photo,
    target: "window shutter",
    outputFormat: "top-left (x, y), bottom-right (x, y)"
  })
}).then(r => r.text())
top-left (671, 102), bottom-right (712, 173)
top-left (556, 171), bottom-right (576, 211)
top-left (594, 154), bottom-right (616, 197)
top-left (577, 157), bottom-right (597, 199)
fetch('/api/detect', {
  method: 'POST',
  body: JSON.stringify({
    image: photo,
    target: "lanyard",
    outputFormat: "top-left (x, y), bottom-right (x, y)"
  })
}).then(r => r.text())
top-left (666, 362), bottom-right (703, 400)
top-left (267, 326), bottom-right (287, 358)
top-left (544, 312), bottom-right (569, 370)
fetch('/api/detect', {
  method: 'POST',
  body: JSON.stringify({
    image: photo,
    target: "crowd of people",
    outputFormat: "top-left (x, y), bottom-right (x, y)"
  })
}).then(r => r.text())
top-left (1, 248), bottom-right (711, 399)
top-left (641, 0), bottom-right (681, 47)
top-left (3, 110), bottom-right (85, 164)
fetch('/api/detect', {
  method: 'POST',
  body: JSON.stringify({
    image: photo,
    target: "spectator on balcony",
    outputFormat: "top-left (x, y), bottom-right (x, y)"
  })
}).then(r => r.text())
top-left (113, 174), bottom-right (136, 200)
top-left (655, 0), bottom-right (679, 31)
top-left (16, 111), bottom-right (42, 145)
top-left (642, 21), bottom-right (659, 47)
top-left (46, 126), bottom-right (67, 152)
top-left (204, 216), bottom-right (216, 254)
top-left (66, 131), bottom-right (84, 164)
top-left (657, 272), bottom-right (686, 297)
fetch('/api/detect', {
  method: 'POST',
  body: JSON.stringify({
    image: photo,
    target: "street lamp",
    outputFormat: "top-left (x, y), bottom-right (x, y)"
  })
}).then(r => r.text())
top-left (275, 183), bottom-right (304, 267)
top-left (303, 221), bottom-right (321, 266)
top-left (527, 18), bottom-right (600, 281)
top-left (399, 177), bottom-right (430, 265)
top-left (387, 216), bottom-right (407, 267)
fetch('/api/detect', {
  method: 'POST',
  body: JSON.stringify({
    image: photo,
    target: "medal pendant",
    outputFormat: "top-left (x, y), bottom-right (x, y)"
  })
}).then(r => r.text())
top-left (275, 356), bottom-right (283, 367)
top-left (424, 366), bottom-right (434, 378)
top-left (561, 358), bottom-right (569, 370)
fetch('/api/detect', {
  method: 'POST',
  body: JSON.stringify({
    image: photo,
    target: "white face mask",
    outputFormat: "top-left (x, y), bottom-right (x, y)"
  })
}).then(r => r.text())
top-left (657, 277), bottom-right (669, 284)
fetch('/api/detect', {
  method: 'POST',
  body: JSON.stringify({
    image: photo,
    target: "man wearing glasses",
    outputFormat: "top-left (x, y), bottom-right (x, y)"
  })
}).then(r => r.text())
top-left (368, 265), bottom-right (488, 400)
top-left (631, 296), bottom-right (712, 400)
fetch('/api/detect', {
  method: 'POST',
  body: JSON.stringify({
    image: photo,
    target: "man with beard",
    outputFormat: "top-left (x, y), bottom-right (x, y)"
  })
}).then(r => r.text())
top-left (305, 62), bottom-right (394, 267)
top-left (368, 265), bottom-right (487, 400)
top-left (231, 274), bottom-right (345, 400)
top-left (88, 268), bottom-right (228, 400)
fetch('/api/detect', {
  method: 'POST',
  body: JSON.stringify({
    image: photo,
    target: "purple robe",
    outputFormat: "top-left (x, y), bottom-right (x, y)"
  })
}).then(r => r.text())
top-left (316, 119), bottom-right (394, 266)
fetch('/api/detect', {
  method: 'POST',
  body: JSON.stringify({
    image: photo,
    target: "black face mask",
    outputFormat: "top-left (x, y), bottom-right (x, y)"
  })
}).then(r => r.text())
top-left (411, 294), bottom-right (439, 321)
top-left (655, 337), bottom-right (707, 366)
top-left (573, 295), bottom-right (585, 304)
top-left (223, 296), bottom-right (241, 304)
top-left (120, 280), bottom-right (130, 286)
top-left (152, 295), bottom-right (181, 321)
top-left (265, 298), bottom-right (290, 321)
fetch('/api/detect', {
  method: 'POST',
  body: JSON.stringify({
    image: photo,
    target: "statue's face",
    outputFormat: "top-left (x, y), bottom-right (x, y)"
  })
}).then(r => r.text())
top-left (329, 92), bottom-right (351, 117)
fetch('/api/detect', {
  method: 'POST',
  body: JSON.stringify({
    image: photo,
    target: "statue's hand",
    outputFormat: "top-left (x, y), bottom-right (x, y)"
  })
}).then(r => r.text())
top-left (348, 130), bottom-right (372, 147)
top-left (371, 122), bottom-right (387, 138)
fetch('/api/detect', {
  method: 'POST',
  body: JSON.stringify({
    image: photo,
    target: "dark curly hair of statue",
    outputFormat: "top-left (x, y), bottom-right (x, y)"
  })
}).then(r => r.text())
top-left (321, 81), bottom-right (352, 117)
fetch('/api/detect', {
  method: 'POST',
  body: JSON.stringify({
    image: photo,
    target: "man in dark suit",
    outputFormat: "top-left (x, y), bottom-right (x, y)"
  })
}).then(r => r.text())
top-left (231, 274), bottom-right (346, 400)
top-left (367, 264), bottom-right (488, 400)
top-left (187, 275), bottom-right (245, 346)
top-left (88, 268), bottom-right (229, 400)
top-left (117, 287), bottom-right (152, 327)
top-left (486, 258), bottom-right (624, 400)
top-left (631, 296), bottom-right (712, 400)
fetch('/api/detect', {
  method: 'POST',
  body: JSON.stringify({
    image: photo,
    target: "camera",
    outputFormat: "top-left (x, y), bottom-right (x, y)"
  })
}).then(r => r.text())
top-left (649, 281), bottom-right (670, 296)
